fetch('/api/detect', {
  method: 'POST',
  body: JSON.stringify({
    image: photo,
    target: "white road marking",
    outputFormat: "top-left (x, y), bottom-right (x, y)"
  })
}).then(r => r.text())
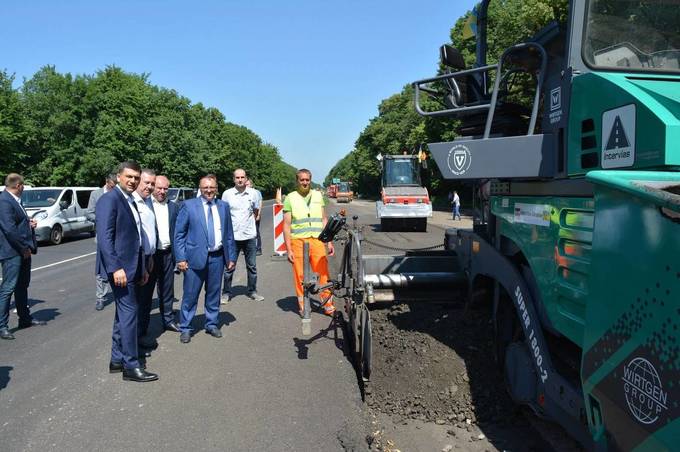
top-left (31, 252), bottom-right (97, 272)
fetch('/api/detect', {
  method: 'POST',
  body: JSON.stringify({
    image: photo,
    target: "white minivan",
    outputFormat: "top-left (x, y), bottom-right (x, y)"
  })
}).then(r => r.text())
top-left (22, 187), bottom-right (98, 245)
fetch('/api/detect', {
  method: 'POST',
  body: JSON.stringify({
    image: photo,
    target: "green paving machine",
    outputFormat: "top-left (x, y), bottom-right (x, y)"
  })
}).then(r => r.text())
top-left (408, 0), bottom-right (680, 449)
top-left (304, 0), bottom-right (678, 449)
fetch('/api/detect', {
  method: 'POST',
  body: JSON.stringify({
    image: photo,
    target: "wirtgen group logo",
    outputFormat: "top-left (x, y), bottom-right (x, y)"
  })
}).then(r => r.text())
top-left (447, 144), bottom-right (471, 176)
top-left (622, 357), bottom-right (668, 424)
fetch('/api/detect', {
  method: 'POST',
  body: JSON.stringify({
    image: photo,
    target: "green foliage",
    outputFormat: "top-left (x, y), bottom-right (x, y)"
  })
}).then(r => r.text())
top-left (1, 65), bottom-right (294, 196)
top-left (0, 70), bottom-right (28, 177)
top-left (327, 0), bottom-right (568, 197)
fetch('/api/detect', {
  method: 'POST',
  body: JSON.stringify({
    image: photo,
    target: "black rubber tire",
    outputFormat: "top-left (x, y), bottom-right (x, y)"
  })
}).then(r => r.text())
top-left (50, 224), bottom-right (63, 245)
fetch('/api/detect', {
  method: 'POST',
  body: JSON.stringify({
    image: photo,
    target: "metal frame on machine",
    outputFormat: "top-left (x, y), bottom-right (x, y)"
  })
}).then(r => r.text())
top-left (450, 228), bottom-right (593, 447)
top-left (300, 217), bottom-right (373, 383)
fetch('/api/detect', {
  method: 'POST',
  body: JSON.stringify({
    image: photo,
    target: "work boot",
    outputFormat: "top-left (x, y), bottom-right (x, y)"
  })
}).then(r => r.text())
top-left (322, 295), bottom-right (336, 316)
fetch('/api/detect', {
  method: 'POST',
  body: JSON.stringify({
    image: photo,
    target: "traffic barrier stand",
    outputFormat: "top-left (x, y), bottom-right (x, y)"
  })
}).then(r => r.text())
top-left (272, 202), bottom-right (287, 258)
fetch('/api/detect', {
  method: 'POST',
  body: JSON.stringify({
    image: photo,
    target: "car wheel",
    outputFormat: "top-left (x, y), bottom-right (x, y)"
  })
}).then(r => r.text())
top-left (50, 224), bottom-right (63, 245)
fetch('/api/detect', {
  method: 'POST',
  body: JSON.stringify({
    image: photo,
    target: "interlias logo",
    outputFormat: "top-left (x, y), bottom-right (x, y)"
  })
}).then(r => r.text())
top-left (447, 144), bottom-right (471, 176)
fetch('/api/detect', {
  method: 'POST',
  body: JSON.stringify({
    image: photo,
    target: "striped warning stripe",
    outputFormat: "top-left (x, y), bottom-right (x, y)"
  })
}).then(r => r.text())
top-left (273, 203), bottom-right (286, 255)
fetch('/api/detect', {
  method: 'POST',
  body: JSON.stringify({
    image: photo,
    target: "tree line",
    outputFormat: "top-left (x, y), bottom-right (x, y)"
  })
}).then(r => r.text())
top-left (0, 65), bottom-right (298, 195)
top-left (324, 0), bottom-right (568, 202)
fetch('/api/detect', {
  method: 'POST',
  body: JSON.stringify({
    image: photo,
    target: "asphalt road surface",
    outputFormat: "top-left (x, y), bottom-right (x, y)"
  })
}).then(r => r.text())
top-left (0, 199), bottom-right (370, 452)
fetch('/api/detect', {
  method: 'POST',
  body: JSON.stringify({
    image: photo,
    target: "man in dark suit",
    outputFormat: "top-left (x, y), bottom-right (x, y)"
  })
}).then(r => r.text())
top-left (175, 174), bottom-right (236, 343)
top-left (96, 161), bottom-right (158, 382)
top-left (138, 175), bottom-right (180, 337)
top-left (0, 173), bottom-right (45, 340)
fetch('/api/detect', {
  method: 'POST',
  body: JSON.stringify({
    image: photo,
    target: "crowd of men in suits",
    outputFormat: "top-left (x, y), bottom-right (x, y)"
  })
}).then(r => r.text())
top-left (0, 162), bottom-right (266, 383)
top-left (93, 161), bottom-right (268, 382)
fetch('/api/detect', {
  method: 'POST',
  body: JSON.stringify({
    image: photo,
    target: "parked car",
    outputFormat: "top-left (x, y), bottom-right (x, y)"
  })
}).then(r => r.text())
top-left (167, 187), bottom-right (197, 204)
top-left (22, 187), bottom-right (98, 245)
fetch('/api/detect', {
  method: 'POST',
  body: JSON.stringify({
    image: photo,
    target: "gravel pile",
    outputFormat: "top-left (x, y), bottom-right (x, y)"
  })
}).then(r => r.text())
top-left (364, 301), bottom-right (524, 430)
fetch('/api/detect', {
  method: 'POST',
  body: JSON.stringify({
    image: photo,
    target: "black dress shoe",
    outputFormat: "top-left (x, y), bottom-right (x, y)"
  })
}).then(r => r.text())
top-left (205, 327), bottom-right (223, 338)
top-left (164, 322), bottom-right (181, 333)
top-left (139, 350), bottom-right (152, 358)
top-left (95, 300), bottom-right (105, 311)
top-left (17, 319), bottom-right (47, 329)
top-left (180, 332), bottom-right (191, 343)
top-left (122, 367), bottom-right (158, 382)
top-left (0, 328), bottom-right (15, 340)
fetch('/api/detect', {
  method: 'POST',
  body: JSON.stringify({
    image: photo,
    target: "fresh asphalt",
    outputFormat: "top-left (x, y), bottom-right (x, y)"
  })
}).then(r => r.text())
top-left (0, 199), bottom-right (368, 451)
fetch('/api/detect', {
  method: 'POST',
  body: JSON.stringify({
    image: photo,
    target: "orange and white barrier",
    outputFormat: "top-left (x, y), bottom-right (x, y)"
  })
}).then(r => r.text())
top-left (273, 203), bottom-right (286, 256)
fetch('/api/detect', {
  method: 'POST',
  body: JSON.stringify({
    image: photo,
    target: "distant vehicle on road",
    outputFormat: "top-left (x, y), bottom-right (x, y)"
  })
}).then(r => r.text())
top-left (22, 187), bottom-right (98, 245)
top-left (326, 184), bottom-right (337, 198)
top-left (336, 181), bottom-right (353, 203)
top-left (167, 187), bottom-right (197, 204)
top-left (375, 154), bottom-right (431, 232)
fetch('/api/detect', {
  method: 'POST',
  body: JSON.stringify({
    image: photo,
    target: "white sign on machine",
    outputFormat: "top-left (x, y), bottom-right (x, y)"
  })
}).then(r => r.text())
top-left (602, 104), bottom-right (636, 169)
top-left (514, 203), bottom-right (551, 227)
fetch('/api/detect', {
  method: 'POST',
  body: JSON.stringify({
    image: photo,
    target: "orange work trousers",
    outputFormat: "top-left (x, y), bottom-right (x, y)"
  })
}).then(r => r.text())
top-left (291, 238), bottom-right (333, 312)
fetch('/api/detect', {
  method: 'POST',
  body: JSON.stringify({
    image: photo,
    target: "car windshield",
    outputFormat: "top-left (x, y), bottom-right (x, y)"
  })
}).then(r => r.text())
top-left (22, 189), bottom-right (62, 208)
top-left (583, 0), bottom-right (680, 73)
top-left (167, 188), bottom-right (179, 200)
top-left (338, 182), bottom-right (350, 192)
top-left (384, 158), bottom-right (420, 186)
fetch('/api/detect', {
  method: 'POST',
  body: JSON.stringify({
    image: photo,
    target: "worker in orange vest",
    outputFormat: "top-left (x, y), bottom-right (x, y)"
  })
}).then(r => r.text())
top-left (282, 168), bottom-right (335, 316)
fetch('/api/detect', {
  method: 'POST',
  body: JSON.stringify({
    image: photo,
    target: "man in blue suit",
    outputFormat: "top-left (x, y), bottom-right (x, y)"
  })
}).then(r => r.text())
top-left (96, 161), bottom-right (158, 382)
top-left (0, 173), bottom-right (45, 340)
top-left (175, 174), bottom-right (236, 343)
top-left (138, 175), bottom-right (181, 337)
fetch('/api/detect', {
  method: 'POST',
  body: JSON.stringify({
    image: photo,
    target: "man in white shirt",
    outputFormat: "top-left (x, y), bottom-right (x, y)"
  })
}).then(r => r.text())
top-left (452, 190), bottom-right (461, 220)
top-left (246, 178), bottom-right (263, 256)
top-left (132, 169), bottom-right (157, 351)
top-left (221, 169), bottom-right (264, 302)
top-left (144, 175), bottom-right (181, 334)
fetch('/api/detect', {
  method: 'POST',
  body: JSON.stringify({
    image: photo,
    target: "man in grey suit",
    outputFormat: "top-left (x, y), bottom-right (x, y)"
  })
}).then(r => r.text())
top-left (87, 173), bottom-right (117, 311)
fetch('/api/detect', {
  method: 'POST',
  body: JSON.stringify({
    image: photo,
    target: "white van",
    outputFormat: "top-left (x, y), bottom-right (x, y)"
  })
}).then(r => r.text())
top-left (167, 187), bottom-right (197, 204)
top-left (22, 187), bottom-right (98, 245)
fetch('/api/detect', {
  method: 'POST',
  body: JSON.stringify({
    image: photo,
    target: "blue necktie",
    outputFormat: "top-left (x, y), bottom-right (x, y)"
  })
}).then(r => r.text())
top-left (207, 201), bottom-right (215, 249)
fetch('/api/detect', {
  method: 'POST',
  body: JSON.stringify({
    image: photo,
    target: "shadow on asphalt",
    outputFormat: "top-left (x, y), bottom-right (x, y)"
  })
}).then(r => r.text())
top-left (275, 296), bottom-right (298, 315)
top-left (31, 307), bottom-right (60, 323)
top-left (12, 298), bottom-right (45, 311)
top-left (292, 314), bottom-right (345, 360)
top-left (223, 285), bottom-right (250, 298)
top-left (0, 366), bottom-right (12, 391)
top-left (189, 311), bottom-right (236, 331)
top-left (142, 309), bottom-right (237, 351)
top-left (9, 302), bottom-right (59, 333)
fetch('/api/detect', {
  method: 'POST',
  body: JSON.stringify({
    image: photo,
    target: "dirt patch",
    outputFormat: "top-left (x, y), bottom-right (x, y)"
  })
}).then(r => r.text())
top-left (363, 301), bottom-right (568, 451)
top-left (366, 301), bottom-right (519, 422)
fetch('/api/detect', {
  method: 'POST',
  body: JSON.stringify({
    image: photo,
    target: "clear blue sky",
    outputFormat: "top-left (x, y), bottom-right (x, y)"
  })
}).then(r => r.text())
top-left (1, 0), bottom-right (476, 183)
